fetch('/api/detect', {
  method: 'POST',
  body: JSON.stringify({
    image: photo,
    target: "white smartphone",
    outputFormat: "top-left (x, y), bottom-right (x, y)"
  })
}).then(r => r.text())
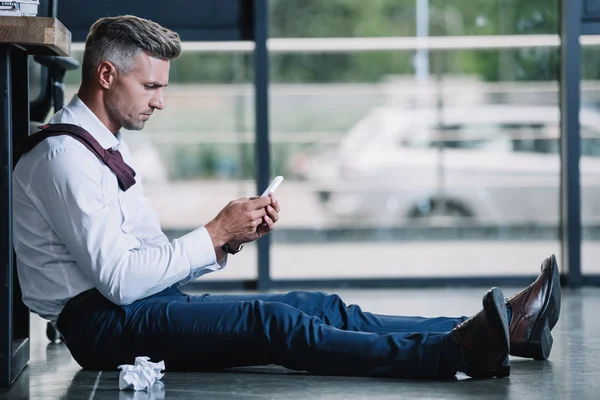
top-left (261, 176), bottom-right (284, 197)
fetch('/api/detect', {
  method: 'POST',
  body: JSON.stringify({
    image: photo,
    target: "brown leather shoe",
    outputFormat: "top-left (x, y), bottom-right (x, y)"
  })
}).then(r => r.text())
top-left (506, 254), bottom-right (561, 360)
top-left (451, 287), bottom-right (510, 378)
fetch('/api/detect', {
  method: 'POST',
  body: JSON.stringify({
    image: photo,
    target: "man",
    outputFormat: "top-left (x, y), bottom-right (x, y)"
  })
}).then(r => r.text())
top-left (13, 15), bottom-right (560, 379)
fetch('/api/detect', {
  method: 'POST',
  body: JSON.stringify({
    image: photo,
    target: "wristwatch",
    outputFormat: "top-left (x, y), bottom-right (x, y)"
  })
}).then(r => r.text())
top-left (221, 242), bottom-right (244, 255)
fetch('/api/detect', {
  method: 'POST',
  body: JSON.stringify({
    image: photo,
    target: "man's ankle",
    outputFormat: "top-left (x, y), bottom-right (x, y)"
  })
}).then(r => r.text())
top-left (439, 332), bottom-right (462, 377)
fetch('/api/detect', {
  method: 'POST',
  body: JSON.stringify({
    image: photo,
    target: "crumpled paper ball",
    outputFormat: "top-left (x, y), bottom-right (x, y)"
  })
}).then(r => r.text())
top-left (119, 381), bottom-right (165, 400)
top-left (118, 356), bottom-right (165, 391)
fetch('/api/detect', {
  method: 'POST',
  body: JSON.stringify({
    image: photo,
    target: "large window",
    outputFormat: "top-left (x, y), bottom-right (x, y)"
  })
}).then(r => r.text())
top-left (581, 48), bottom-right (600, 275)
top-left (268, 0), bottom-right (563, 280)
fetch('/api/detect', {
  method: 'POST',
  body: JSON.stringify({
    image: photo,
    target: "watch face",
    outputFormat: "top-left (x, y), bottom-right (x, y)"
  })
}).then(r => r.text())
top-left (233, 243), bottom-right (244, 253)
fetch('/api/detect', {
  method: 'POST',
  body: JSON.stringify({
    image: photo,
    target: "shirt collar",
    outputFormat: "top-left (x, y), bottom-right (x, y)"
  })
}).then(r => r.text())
top-left (60, 94), bottom-right (121, 150)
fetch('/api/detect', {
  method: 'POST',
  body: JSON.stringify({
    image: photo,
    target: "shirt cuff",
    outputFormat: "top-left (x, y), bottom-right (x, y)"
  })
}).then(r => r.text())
top-left (179, 226), bottom-right (217, 268)
top-left (217, 253), bottom-right (228, 268)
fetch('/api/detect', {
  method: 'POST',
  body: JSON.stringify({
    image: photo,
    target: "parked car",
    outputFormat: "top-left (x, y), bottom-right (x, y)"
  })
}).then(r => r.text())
top-left (296, 105), bottom-right (600, 225)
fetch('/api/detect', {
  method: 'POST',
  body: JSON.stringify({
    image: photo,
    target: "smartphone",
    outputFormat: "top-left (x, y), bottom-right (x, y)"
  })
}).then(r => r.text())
top-left (261, 176), bottom-right (284, 197)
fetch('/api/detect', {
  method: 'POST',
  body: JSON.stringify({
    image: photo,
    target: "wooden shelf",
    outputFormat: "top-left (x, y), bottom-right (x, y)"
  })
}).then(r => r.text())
top-left (0, 16), bottom-right (71, 56)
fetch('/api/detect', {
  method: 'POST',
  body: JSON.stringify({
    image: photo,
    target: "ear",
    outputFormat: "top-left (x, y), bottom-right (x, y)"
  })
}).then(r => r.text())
top-left (97, 61), bottom-right (118, 89)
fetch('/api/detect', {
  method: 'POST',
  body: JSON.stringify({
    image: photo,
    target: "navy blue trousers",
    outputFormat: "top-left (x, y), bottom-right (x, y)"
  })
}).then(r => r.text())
top-left (56, 286), bottom-right (468, 378)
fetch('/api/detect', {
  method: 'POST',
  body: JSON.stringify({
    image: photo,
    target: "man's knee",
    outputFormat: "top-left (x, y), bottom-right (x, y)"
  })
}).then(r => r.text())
top-left (282, 290), bottom-right (345, 308)
top-left (252, 299), bottom-right (296, 319)
top-left (250, 300), bottom-right (313, 335)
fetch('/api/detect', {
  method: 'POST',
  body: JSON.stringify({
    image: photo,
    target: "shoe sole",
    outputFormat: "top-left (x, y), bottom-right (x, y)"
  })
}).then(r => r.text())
top-left (471, 288), bottom-right (511, 378)
top-left (547, 254), bottom-right (561, 330)
top-left (529, 254), bottom-right (561, 360)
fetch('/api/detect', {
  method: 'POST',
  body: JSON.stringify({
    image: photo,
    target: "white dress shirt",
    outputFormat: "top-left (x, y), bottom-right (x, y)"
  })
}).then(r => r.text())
top-left (13, 95), bottom-right (225, 321)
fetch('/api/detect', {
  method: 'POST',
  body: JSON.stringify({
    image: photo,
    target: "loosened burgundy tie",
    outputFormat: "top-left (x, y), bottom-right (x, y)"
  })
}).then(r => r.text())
top-left (15, 123), bottom-right (137, 191)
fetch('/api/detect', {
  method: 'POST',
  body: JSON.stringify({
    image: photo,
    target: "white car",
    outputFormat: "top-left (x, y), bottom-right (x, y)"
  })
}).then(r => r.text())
top-left (299, 105), bottom-right (600, 225)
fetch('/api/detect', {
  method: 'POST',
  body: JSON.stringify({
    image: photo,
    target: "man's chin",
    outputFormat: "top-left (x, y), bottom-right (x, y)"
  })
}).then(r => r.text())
top-left (122, 121), bottom-right (145, 131)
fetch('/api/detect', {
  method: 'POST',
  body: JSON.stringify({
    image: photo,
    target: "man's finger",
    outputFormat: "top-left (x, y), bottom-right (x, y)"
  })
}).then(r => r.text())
top-left (251, 217), bottom-right (264, 229)
top-left (263, 215), bottom-right (274, 230)
top-left (250, 208), bottom-right (267, 220)
top-left (270, 194), bottom-right (281, 213)
top-left (266, 206), bottom-right (279, 223)
top-left (250, 196), bottom-right (271, 209)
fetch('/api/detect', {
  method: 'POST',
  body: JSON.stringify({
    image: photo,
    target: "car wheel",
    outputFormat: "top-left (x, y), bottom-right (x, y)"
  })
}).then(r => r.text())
top-left (408, 198), bottom-right (473, 223)
top-left (317, 190), bottom-right (332, 204)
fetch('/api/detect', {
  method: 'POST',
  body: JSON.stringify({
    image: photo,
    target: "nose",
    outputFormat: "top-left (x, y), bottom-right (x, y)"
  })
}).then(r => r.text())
top-left (149, 88), bottom-right (164, 111)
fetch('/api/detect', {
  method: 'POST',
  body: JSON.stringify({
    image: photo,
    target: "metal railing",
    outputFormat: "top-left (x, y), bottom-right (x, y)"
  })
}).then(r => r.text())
top-left (70, 34), bottom-right (600, 53)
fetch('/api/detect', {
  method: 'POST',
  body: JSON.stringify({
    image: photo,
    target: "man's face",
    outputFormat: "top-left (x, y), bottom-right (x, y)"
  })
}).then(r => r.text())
top-left (104, 52), bottom-right (170, 131)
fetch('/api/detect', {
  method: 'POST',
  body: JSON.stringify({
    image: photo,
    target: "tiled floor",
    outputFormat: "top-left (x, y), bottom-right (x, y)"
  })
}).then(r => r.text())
top-left (1, 286), bottom-right (597, 399)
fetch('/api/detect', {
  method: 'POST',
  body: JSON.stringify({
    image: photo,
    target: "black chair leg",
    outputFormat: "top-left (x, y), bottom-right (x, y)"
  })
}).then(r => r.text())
top-left (45, 322), bottom-right (61, 342)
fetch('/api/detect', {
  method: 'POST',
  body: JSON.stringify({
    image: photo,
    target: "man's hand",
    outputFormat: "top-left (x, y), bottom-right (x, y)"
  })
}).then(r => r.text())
top-left (256, 193), bottom-right (280, 238)
top-left (205, 194), bottom-right (281, 249)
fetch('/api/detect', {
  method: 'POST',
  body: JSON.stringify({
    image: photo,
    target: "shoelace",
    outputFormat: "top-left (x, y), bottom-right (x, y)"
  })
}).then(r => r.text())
top-left (454, 313), bottom-right (484, 347)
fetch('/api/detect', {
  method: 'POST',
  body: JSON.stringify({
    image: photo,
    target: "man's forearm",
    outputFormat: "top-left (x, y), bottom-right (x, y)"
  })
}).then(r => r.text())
top-left (205, 220), bottom-right (228, 261)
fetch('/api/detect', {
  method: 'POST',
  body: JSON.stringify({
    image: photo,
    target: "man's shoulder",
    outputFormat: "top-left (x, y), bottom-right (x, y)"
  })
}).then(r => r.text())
top-left (15, 133), bottom-right (103, 185)
top-left (29, 106), bottom-right (90, 160)
top-left (25, 133), bottom-right (94, 163)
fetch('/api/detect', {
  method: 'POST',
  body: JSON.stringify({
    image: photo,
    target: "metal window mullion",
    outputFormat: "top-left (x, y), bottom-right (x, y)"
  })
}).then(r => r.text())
top-left (254, 0), bottom-right (271, 291)
top-left (560, 0), bottom-right (583, 287)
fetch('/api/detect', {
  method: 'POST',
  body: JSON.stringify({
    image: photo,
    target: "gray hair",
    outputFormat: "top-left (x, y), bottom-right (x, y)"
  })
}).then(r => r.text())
top-left (81, 15), bottom-right (181, 83)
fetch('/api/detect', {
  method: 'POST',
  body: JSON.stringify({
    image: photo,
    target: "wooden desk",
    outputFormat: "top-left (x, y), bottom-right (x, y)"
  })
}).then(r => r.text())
top-left (0, 16), bottom-right (71, 388)
top-left (0, 16), bottom-right (70, 55)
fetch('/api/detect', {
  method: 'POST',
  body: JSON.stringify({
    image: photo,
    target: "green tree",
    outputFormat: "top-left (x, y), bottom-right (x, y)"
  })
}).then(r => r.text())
top-left (269, 0), bottom-right (560, 83)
